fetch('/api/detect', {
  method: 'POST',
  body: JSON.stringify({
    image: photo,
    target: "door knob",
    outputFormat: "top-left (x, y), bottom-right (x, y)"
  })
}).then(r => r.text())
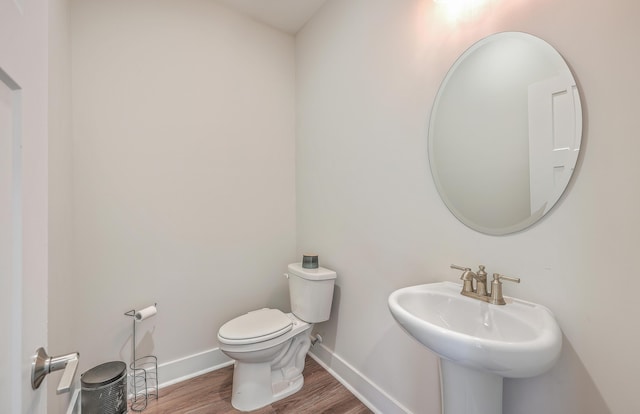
top-left (31, 347), bottom-right (80, 394)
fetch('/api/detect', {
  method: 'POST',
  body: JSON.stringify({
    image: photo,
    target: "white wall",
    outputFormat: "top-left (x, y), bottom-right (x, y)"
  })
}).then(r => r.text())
top-left (70, 0), bottom-right (296, 374)
top-left (297, 0), bottom-right (640, 413)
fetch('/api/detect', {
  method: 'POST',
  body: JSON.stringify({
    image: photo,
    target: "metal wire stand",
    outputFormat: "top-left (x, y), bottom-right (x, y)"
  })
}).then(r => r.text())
top-left (124, 307), bottom-right (158, 412)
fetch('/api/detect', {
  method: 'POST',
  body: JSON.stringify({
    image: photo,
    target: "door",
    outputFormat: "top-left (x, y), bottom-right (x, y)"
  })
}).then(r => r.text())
top-left (0, 66), bottom-right (22, 414)
top-left (0, 0), bottom-right (49, 413)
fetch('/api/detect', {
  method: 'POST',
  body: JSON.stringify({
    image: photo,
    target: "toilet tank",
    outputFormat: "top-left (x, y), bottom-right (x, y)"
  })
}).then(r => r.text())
top-left (287, 263), bottom-right (336, 323)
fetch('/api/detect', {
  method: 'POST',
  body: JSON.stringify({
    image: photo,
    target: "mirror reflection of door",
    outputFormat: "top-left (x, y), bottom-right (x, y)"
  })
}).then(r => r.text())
top-left (528, 70), bottom-right (582, 215)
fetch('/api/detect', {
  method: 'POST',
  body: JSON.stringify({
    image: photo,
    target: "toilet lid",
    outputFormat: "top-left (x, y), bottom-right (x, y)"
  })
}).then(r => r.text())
top-left (218, 308), bottom-right (293, 345)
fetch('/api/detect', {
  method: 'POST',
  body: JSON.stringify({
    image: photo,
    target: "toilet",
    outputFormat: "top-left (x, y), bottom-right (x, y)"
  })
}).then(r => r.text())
top-left (217, 263), bottom-right (337, 412)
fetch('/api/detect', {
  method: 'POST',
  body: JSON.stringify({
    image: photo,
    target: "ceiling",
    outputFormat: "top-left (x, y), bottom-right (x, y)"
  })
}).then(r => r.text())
top-left (216, 0), bottom-right (327, 34)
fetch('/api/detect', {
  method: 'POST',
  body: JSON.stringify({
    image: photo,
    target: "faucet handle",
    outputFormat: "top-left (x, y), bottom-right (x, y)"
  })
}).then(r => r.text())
top-left (493, 273), bottom-right (520, 284)
top-left (490, 273), bottom-right (520, 305)
top-left (450, 264), bottom-right (474, 280)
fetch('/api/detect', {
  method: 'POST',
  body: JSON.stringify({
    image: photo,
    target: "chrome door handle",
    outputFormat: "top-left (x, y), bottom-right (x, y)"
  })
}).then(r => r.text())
top-left (31, 347), bottom-right (80, 394)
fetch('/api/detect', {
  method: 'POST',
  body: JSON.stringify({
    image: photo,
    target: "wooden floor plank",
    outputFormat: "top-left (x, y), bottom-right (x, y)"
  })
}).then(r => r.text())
top-left (138, 356), bottom-right (372, 414)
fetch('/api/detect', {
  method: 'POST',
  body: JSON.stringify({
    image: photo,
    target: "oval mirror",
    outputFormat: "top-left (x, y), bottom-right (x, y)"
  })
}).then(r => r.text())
top-left (428, 32), bottom-right (582, 235)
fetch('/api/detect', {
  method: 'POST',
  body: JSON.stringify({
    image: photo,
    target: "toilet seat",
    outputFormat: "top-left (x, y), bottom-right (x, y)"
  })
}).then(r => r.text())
top-left (218, 308), bottom-right (293, 345)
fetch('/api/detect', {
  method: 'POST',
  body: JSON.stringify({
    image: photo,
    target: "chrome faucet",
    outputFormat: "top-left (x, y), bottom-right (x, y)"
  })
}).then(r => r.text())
top-left (450, 264), bottom-right (520, 305)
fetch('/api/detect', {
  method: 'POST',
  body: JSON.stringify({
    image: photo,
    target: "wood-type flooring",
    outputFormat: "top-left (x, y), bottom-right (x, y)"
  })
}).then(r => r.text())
top-left (139, 356), bottom-right (373, 414)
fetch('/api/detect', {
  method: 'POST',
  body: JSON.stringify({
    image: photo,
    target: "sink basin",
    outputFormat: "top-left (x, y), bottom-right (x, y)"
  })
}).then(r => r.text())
top-left (388, 281), bottom-right (562, 414)
top-left (388, 281), bottom-right (561, 377)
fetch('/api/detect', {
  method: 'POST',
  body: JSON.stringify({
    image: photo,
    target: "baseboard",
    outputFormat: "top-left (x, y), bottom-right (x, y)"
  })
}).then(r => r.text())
top-left (309, 343), bottom-right (412, 414)
top-left (157, 347), bottom-right (233, 389)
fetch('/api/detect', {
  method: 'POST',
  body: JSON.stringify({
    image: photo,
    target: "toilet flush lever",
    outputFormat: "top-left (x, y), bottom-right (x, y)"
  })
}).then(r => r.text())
top-left (31, 347), bottom-right (80, 394)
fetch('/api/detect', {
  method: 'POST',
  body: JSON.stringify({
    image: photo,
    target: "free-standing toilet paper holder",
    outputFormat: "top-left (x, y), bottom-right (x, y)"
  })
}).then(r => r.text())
top-left (124, 304), bottom-right (158, 412)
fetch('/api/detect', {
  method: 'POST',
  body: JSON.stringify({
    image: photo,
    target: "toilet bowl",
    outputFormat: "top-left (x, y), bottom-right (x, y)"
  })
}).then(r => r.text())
top-left (217, 263), bottom-right (337, 412)
top-left (218, 310), bottom-right (312, 411)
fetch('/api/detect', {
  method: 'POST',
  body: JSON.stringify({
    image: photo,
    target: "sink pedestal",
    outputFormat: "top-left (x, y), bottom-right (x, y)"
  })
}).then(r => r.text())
top-left (440, 359), bottom-right (503, 414)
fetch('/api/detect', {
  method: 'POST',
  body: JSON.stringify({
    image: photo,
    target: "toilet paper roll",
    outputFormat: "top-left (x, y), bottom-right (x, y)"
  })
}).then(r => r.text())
top-left (135, 305), bottom-right (157, 322)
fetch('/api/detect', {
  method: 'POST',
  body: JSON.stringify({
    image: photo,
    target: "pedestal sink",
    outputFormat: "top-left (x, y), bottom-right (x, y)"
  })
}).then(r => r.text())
top-left (388, 282), bottom-right (561, 414)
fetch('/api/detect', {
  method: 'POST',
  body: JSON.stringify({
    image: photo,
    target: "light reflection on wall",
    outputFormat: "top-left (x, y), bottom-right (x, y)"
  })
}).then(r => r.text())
top-left (434, 0), bottom-right (495, 23)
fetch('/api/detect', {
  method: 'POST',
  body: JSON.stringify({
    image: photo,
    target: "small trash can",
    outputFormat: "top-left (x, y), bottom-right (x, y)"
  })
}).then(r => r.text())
top-left (81, 361), bottom-right (128, 414)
